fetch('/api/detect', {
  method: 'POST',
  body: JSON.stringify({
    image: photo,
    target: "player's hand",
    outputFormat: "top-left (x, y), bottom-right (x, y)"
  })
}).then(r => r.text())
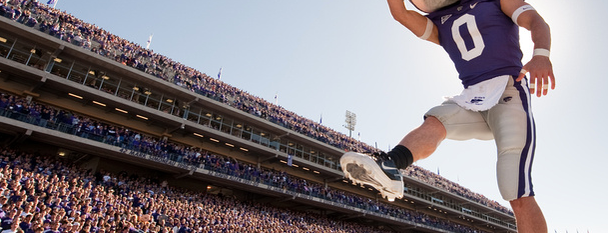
top-left (517, 56), bottom-right (555, 97)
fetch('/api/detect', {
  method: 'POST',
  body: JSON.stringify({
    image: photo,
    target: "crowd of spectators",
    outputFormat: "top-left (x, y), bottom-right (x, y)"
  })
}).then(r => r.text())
top-left (0, 91), bottom-right (500, 232)
top-left (0, 147), bottom-right (407, 233)
top-left (0, 0), bottom-right (512, 217)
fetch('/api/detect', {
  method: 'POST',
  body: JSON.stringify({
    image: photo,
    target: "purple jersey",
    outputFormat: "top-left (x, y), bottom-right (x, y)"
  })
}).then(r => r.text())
top-left (427, 0), bottom-right (523, 88)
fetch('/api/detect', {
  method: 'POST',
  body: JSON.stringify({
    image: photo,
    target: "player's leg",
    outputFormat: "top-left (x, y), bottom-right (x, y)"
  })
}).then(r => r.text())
top-left (341, 100), bottom-right (492, 201)
top-left (397, 116), bottom-right (445, 162)
top-left (510, 196), bottom-right (547, 233)
top-left (487, 77), bottom-right (547, 232)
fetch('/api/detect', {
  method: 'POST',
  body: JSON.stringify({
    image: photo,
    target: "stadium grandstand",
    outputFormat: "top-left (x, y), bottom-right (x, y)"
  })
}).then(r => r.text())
top-left (0, 0), bottom-right (517, 232)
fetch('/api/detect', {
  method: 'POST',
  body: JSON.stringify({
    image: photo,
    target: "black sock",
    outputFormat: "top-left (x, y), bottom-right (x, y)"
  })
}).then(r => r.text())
top-left (387, 145), bottom-right (414, 169)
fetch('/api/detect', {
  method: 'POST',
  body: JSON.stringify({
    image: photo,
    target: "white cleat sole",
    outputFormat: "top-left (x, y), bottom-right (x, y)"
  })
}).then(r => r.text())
top-left (340, 152), bottom-right (404, 201)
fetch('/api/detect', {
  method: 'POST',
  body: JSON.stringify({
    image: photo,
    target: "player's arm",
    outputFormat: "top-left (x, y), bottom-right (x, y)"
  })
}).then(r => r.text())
top-left (501, 0), bottom-right (555, 97)
top-left (387, 0), bottom-right (439, 45)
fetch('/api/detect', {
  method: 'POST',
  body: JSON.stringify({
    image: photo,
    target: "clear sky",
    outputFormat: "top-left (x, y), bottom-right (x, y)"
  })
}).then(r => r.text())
top-left (50, 0), bottom-right (606, 231)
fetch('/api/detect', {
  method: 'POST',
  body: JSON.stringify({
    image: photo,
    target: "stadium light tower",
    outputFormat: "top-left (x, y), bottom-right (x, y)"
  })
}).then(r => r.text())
top-left (343, 110), bottom-right (357, 138)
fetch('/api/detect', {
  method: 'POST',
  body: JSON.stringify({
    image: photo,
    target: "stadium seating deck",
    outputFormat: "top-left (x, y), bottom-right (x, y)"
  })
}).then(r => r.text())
top-left (0, 91), bottom-right (501, 232)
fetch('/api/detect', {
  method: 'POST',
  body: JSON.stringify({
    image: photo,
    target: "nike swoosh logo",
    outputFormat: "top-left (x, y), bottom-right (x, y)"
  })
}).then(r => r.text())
top-left (380, 161), bottom-right (396, 171)
top-left (470, 2), bottom-right (479, 9)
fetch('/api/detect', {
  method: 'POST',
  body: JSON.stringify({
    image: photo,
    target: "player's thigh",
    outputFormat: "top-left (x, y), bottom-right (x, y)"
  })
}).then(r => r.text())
top-left (486, 79), bottom-right (536, 201)
top-left (425, 100), bottom-right (493, 141)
